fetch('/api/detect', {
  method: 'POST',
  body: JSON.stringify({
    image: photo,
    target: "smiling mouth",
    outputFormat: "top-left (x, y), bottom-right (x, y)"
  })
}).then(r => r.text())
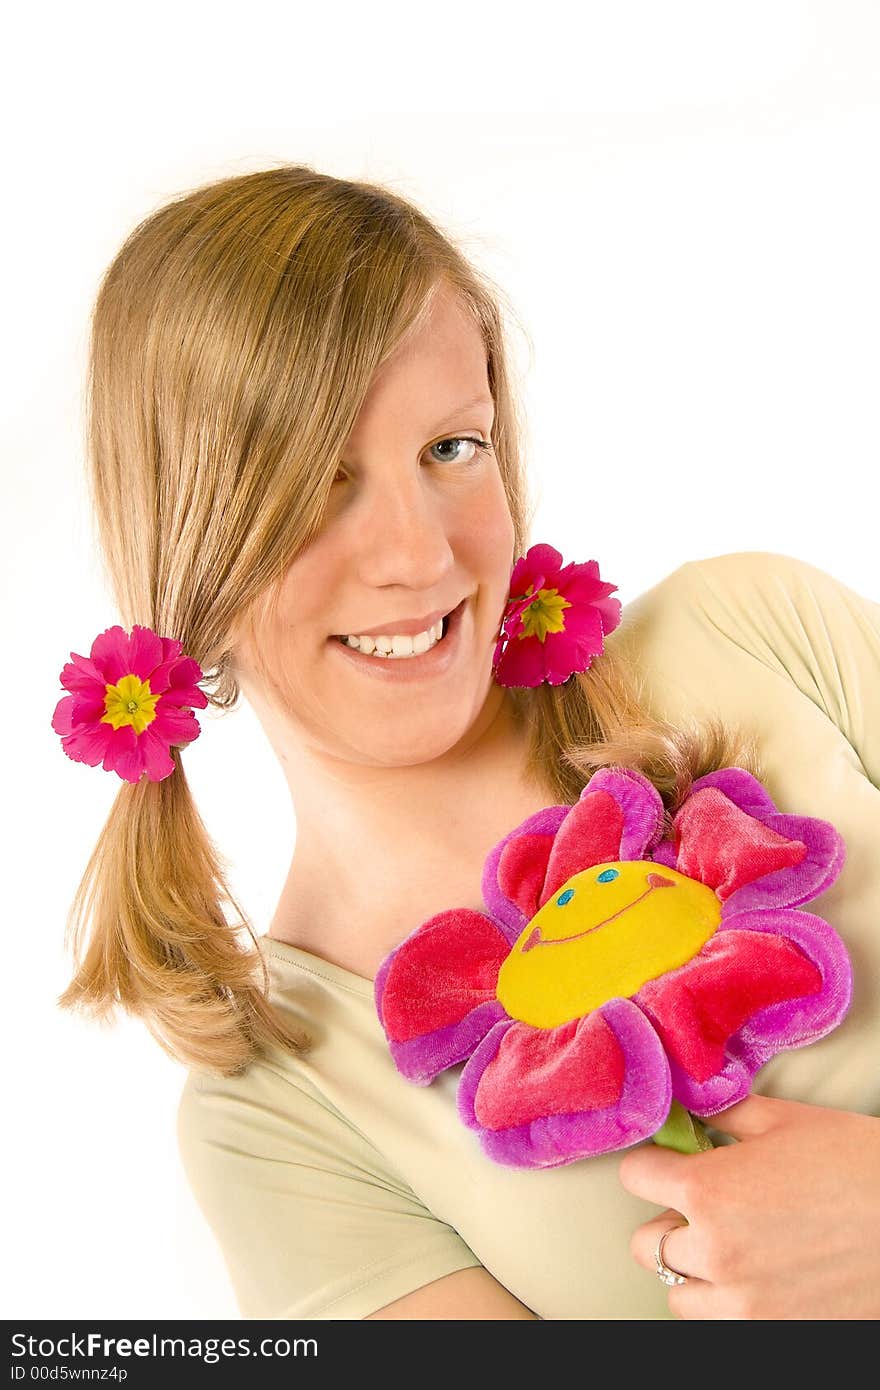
top-left (520, 872), bottom-right (676, 953)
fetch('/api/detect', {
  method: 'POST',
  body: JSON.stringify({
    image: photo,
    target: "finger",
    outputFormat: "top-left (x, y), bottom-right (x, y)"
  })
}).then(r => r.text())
top-left (618, 1142), bottom-right (701, 1213)
top-left (705, 1092), bottom-right (785, 1138)
top-left (630, 1211), bottom-right (701, 1283)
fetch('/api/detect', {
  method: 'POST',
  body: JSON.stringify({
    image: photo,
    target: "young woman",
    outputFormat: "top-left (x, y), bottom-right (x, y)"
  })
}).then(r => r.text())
top-left (57, 165), bottom-right (880, 1320)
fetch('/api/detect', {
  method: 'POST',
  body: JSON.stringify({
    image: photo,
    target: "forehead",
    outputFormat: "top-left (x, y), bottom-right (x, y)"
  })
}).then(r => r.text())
top-left (344, 287), bottom-right (492, 449)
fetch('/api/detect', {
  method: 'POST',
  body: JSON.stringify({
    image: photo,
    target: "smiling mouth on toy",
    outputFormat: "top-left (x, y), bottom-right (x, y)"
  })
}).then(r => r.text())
top-left (520, 872), bottom-right (676, 953)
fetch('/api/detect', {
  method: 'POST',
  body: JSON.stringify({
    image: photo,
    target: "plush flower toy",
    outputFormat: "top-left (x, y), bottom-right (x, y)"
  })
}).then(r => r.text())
top-left (374, 764), bottom-right (851, 1167)
top-left (374, 547), bottom-right (853, 1169)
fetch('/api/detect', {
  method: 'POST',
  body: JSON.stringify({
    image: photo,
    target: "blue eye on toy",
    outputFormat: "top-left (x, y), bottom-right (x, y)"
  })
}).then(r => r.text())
top-left (556, 888), bottom-right (575, 906)
top-left (597, 868), bottom-right (620, 883)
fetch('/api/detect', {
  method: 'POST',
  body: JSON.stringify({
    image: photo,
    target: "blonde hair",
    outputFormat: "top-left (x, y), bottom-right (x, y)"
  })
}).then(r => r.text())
top-left (58, 164), bottom-right (761, 1078)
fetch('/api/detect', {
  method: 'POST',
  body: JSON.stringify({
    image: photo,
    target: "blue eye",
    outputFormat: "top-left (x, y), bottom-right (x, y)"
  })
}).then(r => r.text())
top-left (597, 868), bottom-right (619, 883)
top-left (556, 888), bottom-right (575, 906)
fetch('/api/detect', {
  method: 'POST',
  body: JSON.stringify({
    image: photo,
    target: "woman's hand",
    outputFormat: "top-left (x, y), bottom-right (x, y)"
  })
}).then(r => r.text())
top-left (618, 1092), bottom-right (880, 1319)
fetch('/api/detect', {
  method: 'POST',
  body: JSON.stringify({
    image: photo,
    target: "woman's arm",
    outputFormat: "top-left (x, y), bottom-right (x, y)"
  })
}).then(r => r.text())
top-left (617, 551), bottom-right (880, 1319)
top-left (364, 1266), bottom-right (540, 1319)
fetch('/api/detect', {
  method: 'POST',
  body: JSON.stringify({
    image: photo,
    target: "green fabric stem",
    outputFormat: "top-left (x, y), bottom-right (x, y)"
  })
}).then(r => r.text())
top-left (651, 1099), bottom-right (715, 1154)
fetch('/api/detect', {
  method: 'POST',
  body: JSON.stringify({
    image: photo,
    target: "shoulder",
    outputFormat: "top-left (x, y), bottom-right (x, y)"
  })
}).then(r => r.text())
top-left (623, 548), bottom-right (833, 619)
top-left (613, 549), bottom-right (880, 786)
top-left (176, 1058), bottom-right (359, 1178)
top-left (614, 548), bottom-right (854, 673)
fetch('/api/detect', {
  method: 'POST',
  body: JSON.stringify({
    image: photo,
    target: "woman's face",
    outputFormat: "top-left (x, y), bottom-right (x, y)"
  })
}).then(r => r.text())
top-left (239, 283), bottom-right (517, 768)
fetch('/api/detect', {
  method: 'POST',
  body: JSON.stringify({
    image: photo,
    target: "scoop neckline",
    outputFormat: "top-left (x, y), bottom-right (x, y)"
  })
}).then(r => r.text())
top-left (257, 933), bottom-right (376, 996)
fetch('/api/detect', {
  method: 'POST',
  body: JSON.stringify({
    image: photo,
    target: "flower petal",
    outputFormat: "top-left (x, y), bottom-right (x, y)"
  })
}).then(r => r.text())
top-left (382, 1001), bottom-right (509, 1087)
top-left (674, 786), bottom-right (808, 901)
top-left (99, 724), bottom-right (140, 781)
top-left (481, 804), bottom-right (570, 941)
top-left (152, 703), bottom-right (203, 746)
top-left (57, 653), bottom-right (108, 696)
top-left (649, 838), bottom-right (679, 869)
top-left (685, 769), bottom-right (846, 910)
top-left (689, 767), bottom-right (779, 817)
top-left (88, 625), bottom-right (134, 683)
top-left (635, 909), bottom-right (850, 1113)
top-left (457, 997), bottom-right (671, 1167)
top-left (375, 908), bottom-right (510, 1044)
top-left (539, 766), bottom-right (666, 905)
top-left (126, 624), bottom-right (167, 680)
top-left (721, 812), bottom-right (846, 912)
top-left (493, 633), bottom-right (548, 687)
top-left (138, 722), bottom-right (178, 781)
top-left (53, 711), bottom-right (115, 768)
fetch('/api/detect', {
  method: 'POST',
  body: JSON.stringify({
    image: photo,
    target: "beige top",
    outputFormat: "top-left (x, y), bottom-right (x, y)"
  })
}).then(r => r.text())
top-left (176, 550), bottom-right (880, 1320)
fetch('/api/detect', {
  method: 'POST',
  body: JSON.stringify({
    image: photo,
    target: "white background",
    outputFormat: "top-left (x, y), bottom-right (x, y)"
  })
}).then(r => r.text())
top-left (3, 0), bottom-right (878, 1319)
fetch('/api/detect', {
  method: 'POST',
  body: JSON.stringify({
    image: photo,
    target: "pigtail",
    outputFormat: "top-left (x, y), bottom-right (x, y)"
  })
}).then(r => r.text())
top-left (56, 748), bottom-right (312, 1077)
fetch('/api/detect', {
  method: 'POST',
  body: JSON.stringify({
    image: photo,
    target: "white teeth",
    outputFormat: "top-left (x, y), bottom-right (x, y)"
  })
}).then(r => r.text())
top-left (339, 617), bottom-right (445, 657)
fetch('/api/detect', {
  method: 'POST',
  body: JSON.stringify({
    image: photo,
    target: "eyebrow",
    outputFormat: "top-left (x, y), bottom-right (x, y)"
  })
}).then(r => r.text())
top-left (430, 395), bottom-right (495, 430)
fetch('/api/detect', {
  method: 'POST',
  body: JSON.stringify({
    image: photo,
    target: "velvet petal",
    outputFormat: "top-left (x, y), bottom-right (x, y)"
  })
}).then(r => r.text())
top-left (689, 767), bottom-right (779, 818)
top-left (384, 1000), bottom-right (510, 1087)
top-left (481, 805), bottom-right (571, 943)
top-left (635, 908), bottom-right (852, 1114)
top-left (674, 786), bottom-right (808, 903)
top-left (684, 769), bottom-right (846, 911)
top-left (539, 766), bottom-right (666, 906)
top-left (457, 998), bottom-right (671, 1167)
top-left (376, 906), bottom-right (510, 1042)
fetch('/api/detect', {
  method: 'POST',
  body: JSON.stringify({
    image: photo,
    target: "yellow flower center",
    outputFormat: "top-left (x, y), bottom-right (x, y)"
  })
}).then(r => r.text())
top-left (496, 860), bottom-right (721, 1028)
top-left (517, 586), bottom-right (570, 642)
top-left (100, 673), bottom-right (160, 734)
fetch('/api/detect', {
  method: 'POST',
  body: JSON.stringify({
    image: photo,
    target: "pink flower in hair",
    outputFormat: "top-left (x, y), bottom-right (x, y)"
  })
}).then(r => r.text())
top-left (492, 543), bottom-right (622, 687)
top-left (51, 624), bottom-right (208, 784)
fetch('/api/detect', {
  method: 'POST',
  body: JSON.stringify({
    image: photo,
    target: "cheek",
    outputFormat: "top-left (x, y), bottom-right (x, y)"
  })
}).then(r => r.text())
top-left (452, 472), bottom-right (516, 571)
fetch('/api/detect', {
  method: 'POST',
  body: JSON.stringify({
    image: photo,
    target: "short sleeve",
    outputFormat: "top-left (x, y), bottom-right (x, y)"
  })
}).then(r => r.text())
top-left (176, 1061), bottom-right (483, 1320)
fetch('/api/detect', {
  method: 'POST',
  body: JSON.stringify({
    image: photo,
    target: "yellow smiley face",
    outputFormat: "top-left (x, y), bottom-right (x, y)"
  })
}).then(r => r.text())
top-left (496, 860), bottom-right (721, 1028)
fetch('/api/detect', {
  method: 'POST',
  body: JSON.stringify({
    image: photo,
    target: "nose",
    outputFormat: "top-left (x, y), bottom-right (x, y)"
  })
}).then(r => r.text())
top-left (357, 472), bottom-right (455, 591)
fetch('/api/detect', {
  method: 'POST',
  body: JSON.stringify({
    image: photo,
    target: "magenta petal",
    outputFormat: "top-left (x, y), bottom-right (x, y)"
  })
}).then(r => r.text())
top-left (100, 725), bottom-right (139, 780)
top-left (375, 907), bottom-right (511, 1074)
top-left (68, 694), bottom-right (107, 726)
top-left (494, 633), bottom-right (547, 687)
top-left (686, 768), bottom-right (845, 910)
top-left (512, 544), bottom-right (562, 589)
top-left (153, 703), bottom-right (203, 745)
top-left (650, 838), bottom-right (679, 869)
top-left (58, 654), bottom-right (108, 695)
top-left (139, 724), bottom-right (178, 781)
top-left (563, 603), bottom-right (604, 651)
top-left (165, 657), bottom-right (209, 707)
top-left (55, 717), bottom-right (115, 768)
top-left (456, 998), bottom-right (671, 1167)
top-left (51, 695), bottom-right (76, 736)
top-left (88, 626), bottom-right (133, 683)
top-left (126, 625), bottom-right (166, 680)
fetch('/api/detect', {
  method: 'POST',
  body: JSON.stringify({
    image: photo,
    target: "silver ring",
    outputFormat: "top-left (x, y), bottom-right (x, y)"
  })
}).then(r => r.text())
top-left (654, 1226), bottom-right (689, 1286)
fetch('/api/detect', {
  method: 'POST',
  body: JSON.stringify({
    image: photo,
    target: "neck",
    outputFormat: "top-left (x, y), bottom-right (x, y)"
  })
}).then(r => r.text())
top-left (266, 689), bottom-right (557, 974)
